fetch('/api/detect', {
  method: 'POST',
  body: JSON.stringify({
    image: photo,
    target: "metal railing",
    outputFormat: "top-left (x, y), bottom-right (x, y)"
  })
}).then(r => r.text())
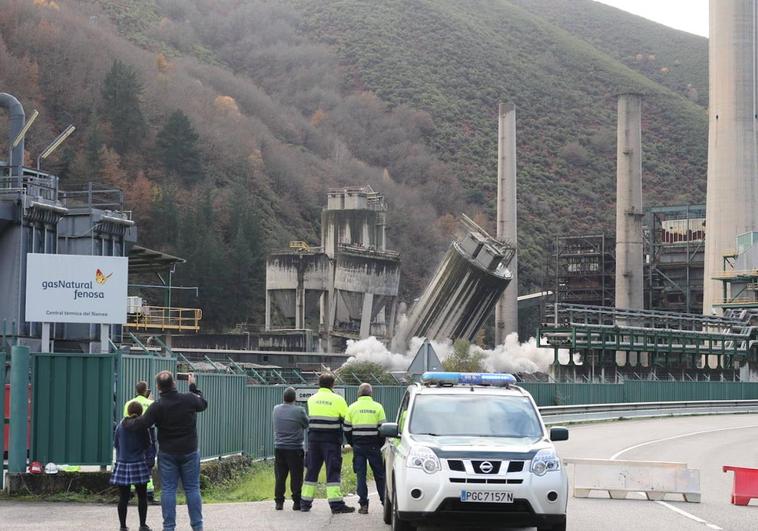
top-left (545, 303), bottom-right (743, 331)
top-left (125, 306), bottom-right (202, 332)
top-left (0, 172), bottom-right (59, 202)
top-left (59, 182), bottom-right (124, 211)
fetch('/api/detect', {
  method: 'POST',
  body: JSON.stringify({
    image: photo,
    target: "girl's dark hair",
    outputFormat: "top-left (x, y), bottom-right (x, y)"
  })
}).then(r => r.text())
top-left (127, 401), bottom-right (143, 417)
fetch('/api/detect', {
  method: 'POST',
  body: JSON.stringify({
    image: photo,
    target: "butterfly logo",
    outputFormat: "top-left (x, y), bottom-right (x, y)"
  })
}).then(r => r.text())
top-left (95, 269), bottom-right (113, 285)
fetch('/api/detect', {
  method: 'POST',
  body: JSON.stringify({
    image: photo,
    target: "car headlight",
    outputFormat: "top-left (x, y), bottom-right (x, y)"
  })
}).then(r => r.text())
top-left (406, 446), bottom-right (441, 474)
top-left (530, 449), bottom-right (561, 476)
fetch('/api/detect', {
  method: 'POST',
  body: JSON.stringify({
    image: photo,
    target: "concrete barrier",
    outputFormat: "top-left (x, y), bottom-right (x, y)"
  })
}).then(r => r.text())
top-left (563, 458), bottom-right (701, 503)
top-left (722, 465), bottom-right (758, 506)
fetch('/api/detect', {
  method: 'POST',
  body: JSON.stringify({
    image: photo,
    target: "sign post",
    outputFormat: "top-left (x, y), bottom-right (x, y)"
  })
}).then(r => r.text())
top-left (295, 387), bottom-right (346, 402)
top-left (40, 323), bottom-right (50, 353)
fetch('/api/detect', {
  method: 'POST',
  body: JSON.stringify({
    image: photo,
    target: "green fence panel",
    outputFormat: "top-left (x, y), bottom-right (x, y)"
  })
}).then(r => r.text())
top-left (243, 385), bottom-right (282, 459)
top-left (31, 352), bottom-right (115, 466)
top-left (117, 355), bottom-right (177, 415)
top-left (192, 373), bottom-right (247, 459)
top-left (370, 386), bottom-right (406, 421)
top-left (622, 381), bottom-right (758, 402)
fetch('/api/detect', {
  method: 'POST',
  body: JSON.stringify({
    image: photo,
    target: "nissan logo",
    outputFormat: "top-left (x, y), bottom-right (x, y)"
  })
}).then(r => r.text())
top-left (479, 461), bottom-right (494, 474)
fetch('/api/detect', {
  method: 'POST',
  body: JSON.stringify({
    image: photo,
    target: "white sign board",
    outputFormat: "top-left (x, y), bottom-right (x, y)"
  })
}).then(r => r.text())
top-left (25, 254), bottom-right (128, 324)
top-left (295, 388), bottom-right (346, 402)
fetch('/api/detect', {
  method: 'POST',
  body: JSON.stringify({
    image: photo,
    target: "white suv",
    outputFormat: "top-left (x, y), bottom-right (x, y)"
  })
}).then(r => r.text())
top-left (379, 372), bottom-right (568, 531)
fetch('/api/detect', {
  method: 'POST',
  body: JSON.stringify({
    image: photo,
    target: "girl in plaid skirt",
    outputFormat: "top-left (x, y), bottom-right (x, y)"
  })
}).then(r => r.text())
top-left (112, 401), bottom-right (153, 531)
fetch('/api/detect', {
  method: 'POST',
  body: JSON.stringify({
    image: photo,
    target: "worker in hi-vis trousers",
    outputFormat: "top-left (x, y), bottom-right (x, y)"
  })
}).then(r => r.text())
top-left (301, 373), bottom-right (355, 514)
top-left (123, 381), bottom-right (156, 502)
top-left (344, 383), bottom-right (386, 514)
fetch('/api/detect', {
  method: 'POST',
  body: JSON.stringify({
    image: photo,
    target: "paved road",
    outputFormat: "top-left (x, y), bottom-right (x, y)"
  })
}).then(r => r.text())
top-left (1, 414), bottom-right (757, 530)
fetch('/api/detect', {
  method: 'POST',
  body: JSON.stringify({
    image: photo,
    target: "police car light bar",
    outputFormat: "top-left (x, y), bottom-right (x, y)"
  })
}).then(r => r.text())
top-left (421, 372), bottom-right (517, 387)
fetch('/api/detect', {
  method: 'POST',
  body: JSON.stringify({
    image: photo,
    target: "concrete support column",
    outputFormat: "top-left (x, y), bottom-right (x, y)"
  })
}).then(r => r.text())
top-left (295, 286), bottom-right (305, 329)
top-left (8, 345), bottom-right (30, 475)
top-left (265, 290), bottom-right (272, 330)
top-left (495, 102), bottom-right (518, 344)
top-left (615, 94), bottom-right (644, 365)
top-left (360, 292), bottom-right (374, 338)
top-left (387, 297), bottom-right (398, 339)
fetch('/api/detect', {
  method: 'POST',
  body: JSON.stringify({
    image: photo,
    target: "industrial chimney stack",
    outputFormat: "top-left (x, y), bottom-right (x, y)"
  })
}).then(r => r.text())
top-left (495, 102), bottom-right (518, 344)
top-left (703, 0), bottom-right (758, 315)
top-left (615, 93), bottom-right (644, 313)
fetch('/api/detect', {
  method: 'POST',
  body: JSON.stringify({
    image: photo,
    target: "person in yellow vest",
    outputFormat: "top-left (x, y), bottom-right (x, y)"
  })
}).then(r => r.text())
top-left (123, 381), bottom-right (156, 503)
top-left (344, 383), bottom-right (386, 514)
top-left (301, 373), bottom-right (355, 514)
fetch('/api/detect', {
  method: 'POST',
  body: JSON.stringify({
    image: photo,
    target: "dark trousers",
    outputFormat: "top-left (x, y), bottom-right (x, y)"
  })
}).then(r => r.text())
top-left (302, 440), bottom-right (345, 509)
top-left (274, 448), bottom-right (304, 504)
top-left (118, 484), bottom-right (147, 528)
top-left (353, 443), bottom-right (386, 507)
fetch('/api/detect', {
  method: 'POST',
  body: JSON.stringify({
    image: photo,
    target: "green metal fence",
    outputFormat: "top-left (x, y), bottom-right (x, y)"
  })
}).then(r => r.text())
top-left (117, 354), bottom-right (177, 415)
top-left (622, 381), bottom-right (758, 403)
top-left (241, 385), bottom-right (407, 460)
top-left (194, 373), bottom-right (247, 459)
top-left (243, 385), bottom-right (285, 459)
top-left (21, 353), bottom-right (758, 466)
top-left (521, 383), bottom-right (626, 406)
top-left (31, 352), bottom-right (115, 465)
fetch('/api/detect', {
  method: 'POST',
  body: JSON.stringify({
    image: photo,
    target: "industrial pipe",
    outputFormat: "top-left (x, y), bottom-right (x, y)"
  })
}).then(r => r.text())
top-left (0, 93), bottom-right (26, 182)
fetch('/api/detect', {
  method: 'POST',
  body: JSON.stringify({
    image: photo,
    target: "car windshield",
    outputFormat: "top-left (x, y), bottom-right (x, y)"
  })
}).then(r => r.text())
top-left (409, 394), bottom-right (543, 438)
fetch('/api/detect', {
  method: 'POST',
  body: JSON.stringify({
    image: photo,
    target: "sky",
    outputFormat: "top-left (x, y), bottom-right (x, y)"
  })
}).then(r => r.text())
top-left (595, 0), bottom-right (709, 37)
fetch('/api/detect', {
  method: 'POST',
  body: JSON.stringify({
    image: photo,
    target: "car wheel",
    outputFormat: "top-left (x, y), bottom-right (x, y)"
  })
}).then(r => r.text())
top-left (383, 483), bottom-right (392, 525)
top-left (391, 484), bottom-right (415, 531)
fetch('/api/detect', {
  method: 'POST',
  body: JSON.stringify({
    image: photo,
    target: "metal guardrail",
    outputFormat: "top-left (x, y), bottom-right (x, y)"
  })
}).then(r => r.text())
top-left (540, 399), bottom-right (758, 424)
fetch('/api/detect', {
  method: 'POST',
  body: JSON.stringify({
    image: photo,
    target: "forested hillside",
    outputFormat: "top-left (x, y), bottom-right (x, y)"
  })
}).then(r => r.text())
top-left (296, 0), bottom-right (709, 286)
top-left (0, 0), bottom-right (710, 333)
top-left (512, 0), bottom-right (708, 105)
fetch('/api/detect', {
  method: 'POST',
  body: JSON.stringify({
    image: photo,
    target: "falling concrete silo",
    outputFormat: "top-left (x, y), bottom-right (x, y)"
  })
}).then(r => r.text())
top-left (394, 215), bottom-right (514, 348)
top-left (703, 0), bottom-right (758, 314)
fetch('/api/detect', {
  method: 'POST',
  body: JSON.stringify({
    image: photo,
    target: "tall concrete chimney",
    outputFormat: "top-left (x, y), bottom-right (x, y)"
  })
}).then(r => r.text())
top-left (615, 93), bottom-right (644, 312)
top-left (495, 102), bottom-right (518, 344)
top-left (703, 0), bottom-right (758, 315)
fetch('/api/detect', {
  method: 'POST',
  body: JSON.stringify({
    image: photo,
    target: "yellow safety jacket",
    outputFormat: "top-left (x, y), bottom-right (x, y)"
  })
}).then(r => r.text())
top-left (306, 388), bottom-right (348, 443)
top-left (344, 396), bottom-right (386, 446)
top-left (123, 394), bottom-right (153, 418)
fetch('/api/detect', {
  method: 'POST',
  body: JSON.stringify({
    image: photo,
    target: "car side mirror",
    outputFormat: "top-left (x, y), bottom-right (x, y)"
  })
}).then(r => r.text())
top-left (550, 427), bottom-right (569, 442)
top-left (379, 422), bottom-right (400, 438)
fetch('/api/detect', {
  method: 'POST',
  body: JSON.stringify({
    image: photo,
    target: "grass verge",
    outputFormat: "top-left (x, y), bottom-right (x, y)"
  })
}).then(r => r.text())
top-left (1, 449), bottom-right (375, 505)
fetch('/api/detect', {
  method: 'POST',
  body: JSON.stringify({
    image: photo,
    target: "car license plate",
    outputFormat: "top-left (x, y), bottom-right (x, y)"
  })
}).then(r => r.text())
top-left (460, 490), bottom-right (514, 503)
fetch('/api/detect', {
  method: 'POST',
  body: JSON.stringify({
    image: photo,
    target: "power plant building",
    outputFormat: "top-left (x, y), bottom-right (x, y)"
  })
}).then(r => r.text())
top-left (265, 186), bottom-right (400, 352)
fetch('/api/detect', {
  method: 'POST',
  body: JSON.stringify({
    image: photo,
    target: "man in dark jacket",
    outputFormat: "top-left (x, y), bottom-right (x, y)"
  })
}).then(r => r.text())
top-left (124, 371), bottom-right (207, 531)
top-left (272, 386), bottom-right (308, 511)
